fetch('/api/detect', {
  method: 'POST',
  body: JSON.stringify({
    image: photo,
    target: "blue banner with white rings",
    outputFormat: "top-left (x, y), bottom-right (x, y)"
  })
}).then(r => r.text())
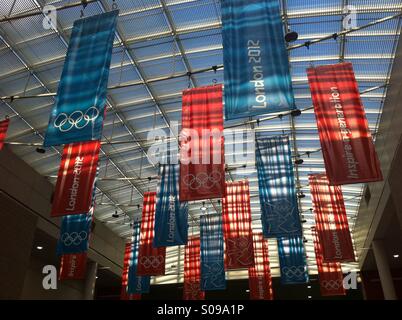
top-left (255, 134), bottom-right (302, 238)
top-left (200, 214), bottom-right (226, 291)
top-left (222, 0), bottom-right (296, 120)
top-left (154, 164), bottom-right (188, 247)
top-left (128, 222), bottom-right (150, 294)
top-left (43, 11), bottom-right (118, 147)
top-left (277, 236), bottom-right (309, 285)
top-left (56, 208), bottom-right (93, 255)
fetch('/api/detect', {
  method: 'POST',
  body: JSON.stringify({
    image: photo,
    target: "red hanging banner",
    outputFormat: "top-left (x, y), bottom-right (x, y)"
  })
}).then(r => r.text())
top-left (307, 62), bottom-right (382, 185)
top-left (309, 174), bottom-right (355, 263)
top-left (51, 141), bottom-right (100, 217)
top-left (121, 242), bottom-right (130, 299)
top-left (222, 180), bottom-right (254, 269)
top-left (180, 85), bottom-right (225, 201)
top-left (59, 253), bottom-right (87, 280)
top-left (248, 233), bottom-right (273, 300)
top-left (0, 118), bottom-right (10, 151)
top-left (137, 192), bottom-right (166, 276)
top-left (312, 228), bottom-right (346, 296)
top-left (121, 242), bottom-right (140, 300)
top-left (183, 236), bottom-right (205, 300)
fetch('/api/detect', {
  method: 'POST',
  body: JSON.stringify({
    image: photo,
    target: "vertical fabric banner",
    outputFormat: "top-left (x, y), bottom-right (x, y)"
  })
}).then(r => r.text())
top-left (255, 135), bottom-right (302, 238)
top-left (128, 222), bottom-right (151, 295)
top-left (51, 141), bottom-right (100, 217)
top-left (56, 209), bottom-right (93, 255)
top-left (154, 164), bottom-right (188, 247)
top-left (222, 180), bottom-right (254, 269)
top-left (312, 228), bottom-right (346, 296)
top-left (44, 11), bottom-right (118, 147)
top-left (59, 253), bottom-right (87, 280)
top-left (277, 236), bottom-right (309, 284)
top-left (222, 0), bottom-right (296, 120)
top-left (183, 237), bottom-right (205, 300)
top-left (121, 242), bottom-right (136, 300)
top-left (180, 85), bottom-right (225, 201)
top-left (248, 233), bottom-right (274, 300)
top-left (200, 214), bottom-right (226, 291)
top-left (307, 62), bottom-right (382, 185)
top-left (309, 174), bottom-right (355, 262)
top-left (0, 118), bottom-right (10, 150)
top-left (137, 192), bottom-right (166, 276)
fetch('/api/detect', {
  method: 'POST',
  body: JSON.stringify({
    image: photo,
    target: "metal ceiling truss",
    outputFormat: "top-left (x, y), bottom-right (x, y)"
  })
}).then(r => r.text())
top-left (1, 0), bottom-right (400, 281)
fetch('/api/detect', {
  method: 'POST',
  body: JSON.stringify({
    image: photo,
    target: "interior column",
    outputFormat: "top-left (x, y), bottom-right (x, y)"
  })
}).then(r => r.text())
top-left (83, 261), bottom-right (98, 300)
top-left (372, 240), bottom-right (397, 300)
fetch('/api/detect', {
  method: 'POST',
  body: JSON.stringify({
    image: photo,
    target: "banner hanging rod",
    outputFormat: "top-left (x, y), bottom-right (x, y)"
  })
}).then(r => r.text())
top-left (0, 12), bottom-right (398, 102)
top-left (2, 82), bottom-right (385, 150)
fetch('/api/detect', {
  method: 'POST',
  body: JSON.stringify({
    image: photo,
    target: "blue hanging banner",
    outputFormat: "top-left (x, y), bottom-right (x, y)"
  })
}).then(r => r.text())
top-left (56, 208), bottom-right (93, 255)
top-left (128, 222), bottom-right (150, 294)
top-left (200, 214), bottom-right (226, 291)
top-left (255, 135), bottom-right (302, 238)
top-left (44, 11), bottom-right (118, 147)
top-left (222, 0), bottom-right (295, 120)
top-left (277, 236), bottom-right (309, 284)
top-left (154, 164), bottom-right (188, 247)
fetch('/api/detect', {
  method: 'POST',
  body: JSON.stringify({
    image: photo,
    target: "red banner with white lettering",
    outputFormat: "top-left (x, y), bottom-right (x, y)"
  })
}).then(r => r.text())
top-left (312, 228), bottom-right (346, 296)
top-left (0, 118), bottom-right (10, 151)
top-left (183, 236), bottom-right (205, 300)
top-left (59, 253), bottom-right (87, 280)
top-left (248, 233), bottom-right (273, 300)
top-left (309, 174), bottom-right (355, 263)
top-left (307, 62), bottom-right (382, 185)
top-left (180, 85), bottom-right (225, 201)
top-left (137, 192), bottom-right (166, 276)
top-left (222, 180), bottom-right (254, 269)
top-left (51, 141), bottom-right (100, 217)
top-left (121, 242), bottom-right (141, 300)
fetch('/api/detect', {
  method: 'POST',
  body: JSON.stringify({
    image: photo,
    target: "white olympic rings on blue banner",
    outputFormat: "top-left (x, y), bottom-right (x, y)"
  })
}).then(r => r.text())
top-left (53, 106), bottom-right (100, 132)
top-left (282, 266), bottom-right (305, 279)
top-left (60, 231), bottom-right (88, 246)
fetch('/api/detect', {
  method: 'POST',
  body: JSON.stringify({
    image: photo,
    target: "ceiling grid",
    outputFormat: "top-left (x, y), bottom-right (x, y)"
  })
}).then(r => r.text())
top-left (1, 0), bottom-right (401, 283)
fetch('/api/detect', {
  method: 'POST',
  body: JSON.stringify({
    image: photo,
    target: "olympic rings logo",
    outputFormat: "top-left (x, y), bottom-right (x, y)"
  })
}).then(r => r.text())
top-left (53, 107), bottom-right (100, 132)
top-left (282, 266), bottom-right (305, 279)
top-left (140, 255), bottom-right (164, 269)
top-left (322, 280), bottom-right (343, 290)
top-left (183, 171), bottom-right (222, 190)
top-left (60, 231), bottom-right (88, 246)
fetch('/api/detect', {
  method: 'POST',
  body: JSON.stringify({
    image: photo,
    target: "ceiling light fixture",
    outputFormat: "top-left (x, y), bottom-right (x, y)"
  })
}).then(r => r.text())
top-left (291, 109), bottom-right (302, 117)
top-left (393, 254), bottom-right (399, 258)
top-left (112, 209), bottom-right (119, 218)
top-left (308, 296), bottom-right (312, 299)
top-left (285, 29), bottom-right (299, 43)
top-left (307, 285), bottom-right (311, 289)
top-left (200, 202), bottom-right (207, 213)
top-left (36, 246), bottom-right (43, 250)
